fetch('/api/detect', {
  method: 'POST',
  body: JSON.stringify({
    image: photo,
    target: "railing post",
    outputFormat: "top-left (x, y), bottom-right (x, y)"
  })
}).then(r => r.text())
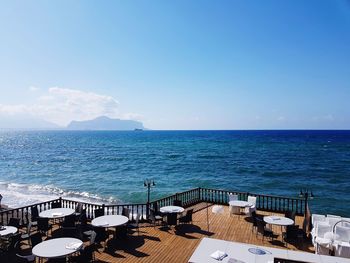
top-left (59, 196), bottom-right (62, 207)
top-left (198, 187), bottom-right (201, 201)
top-left (304, 193), bottom-right (308, 217)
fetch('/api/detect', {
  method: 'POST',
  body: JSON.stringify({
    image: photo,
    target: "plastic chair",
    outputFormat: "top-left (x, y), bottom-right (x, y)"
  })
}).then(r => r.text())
top-left (245, 196), bottom-right (257, 216)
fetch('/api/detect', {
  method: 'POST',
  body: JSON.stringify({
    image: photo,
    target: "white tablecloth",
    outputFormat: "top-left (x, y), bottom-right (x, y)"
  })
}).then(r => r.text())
top-left (189, 237), bottom-right (350, 263)
top-left (229, 201), bottom-right (252, 208)
top-left (0, 226), bottom-right (18, 236)
top-left (160, 206), bottom-right (185, 213)
top-left (91, 215), bottom-right (129, 227)
top-left (263, 216), bottom-right (294, 226)
top-left (32, 238), bottom-right (83, 258)
top-left (39, 208), bottom-right (75, 219)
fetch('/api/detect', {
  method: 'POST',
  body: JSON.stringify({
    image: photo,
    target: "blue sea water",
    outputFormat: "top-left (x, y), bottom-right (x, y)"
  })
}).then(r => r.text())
top-left (0, 130), bottom-right (349, 216)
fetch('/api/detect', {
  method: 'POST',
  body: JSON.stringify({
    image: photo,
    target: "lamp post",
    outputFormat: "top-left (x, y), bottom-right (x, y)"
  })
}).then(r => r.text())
top-left (144, 179), bottom-right (155, 217)
top-left (298, 189), bottom-right (314, 217)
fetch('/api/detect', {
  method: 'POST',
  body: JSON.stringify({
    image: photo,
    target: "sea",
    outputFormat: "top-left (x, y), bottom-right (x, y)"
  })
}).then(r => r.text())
top-left (0, 130), bottom-right (349, 216)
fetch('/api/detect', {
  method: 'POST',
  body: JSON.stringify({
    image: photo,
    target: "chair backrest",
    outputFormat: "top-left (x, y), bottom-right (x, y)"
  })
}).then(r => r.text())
top-left (256, 218), bottom-right (265, 235)
top-left (247, 196), bottom-right (256, 206)
top-left (186, 209), bottom-right (194, 221)
top-left (316, 222), bottom-right (331, 238)
top-left (31, 206), bottom-right (39, 221)
top-left (285, 210), bottom-right (296, 222)
top-left (26, 222), bottom-right (32, 234)
top-left (8, 217), bottom-right (20, 228)
top-left (81, 244), bottom-right (95, 261)
top-left (173, 200), bottom-right (182, 207)
top-left (30, 232), bottom-right (42, 247)
top-left (312, 214), bottom-right (326, 226)
top-left (51, 201), bottom-right (61, 209)
top-left (94, 208), bottom-right (104, 218)
top-left (94, 227), bottom-right (108, 243)
top-left (7, 233), bottom-right (21, 251)
top-left (63, 214), bottom-right (76, 227)
top-left (335, 226), bottom-right (350, 242)
top-left (153, 202), bottom-right (159, 212)
top-left (228, 194), bottom-right (238, 202)
top-left (79, 209), bottom-right (88, 226)
top-left (89, 231), bottom-right (97, 244)
top-left (122, 207), bottom-right (130, 218)
top-left (149, 209), bottom-right (155, 223)
top-left (251, 211), bottom-right (257, 226)
top-left (37, 217), bottom-right (49, 232)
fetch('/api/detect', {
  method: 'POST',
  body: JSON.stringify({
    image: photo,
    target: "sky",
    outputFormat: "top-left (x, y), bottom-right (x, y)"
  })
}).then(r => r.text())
top-left (0, 0), bottom-right (349, 130)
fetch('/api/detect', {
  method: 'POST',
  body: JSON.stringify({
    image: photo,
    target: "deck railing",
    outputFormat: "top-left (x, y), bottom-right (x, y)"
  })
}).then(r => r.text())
top-left (0, 187), bottom-right (306, 226)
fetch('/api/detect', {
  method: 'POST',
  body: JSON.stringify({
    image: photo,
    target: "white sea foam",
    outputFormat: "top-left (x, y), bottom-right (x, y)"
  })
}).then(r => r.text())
top-left (0, 181), bottom-right (117, 208)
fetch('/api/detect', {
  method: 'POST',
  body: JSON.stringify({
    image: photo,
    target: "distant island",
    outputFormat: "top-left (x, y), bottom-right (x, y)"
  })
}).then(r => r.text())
top-left (0, 115), bottom-right (145, 131)
top-left (67, 116), bottom-right (145, 131)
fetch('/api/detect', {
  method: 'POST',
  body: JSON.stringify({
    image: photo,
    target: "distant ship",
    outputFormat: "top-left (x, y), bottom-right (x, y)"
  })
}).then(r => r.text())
top-left (134, 128), bottom-right (143, 131)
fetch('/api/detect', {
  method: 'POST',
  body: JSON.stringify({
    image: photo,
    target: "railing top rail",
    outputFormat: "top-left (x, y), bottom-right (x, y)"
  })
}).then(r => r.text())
top-left (0, 198), bottom-right (61, 214)
top-left (151, 187), bottom-right (201, 203)
top-left (200, 187), bottom-right (305, 201)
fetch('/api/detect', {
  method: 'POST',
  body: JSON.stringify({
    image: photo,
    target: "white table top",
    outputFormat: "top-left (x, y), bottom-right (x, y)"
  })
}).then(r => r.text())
top-left (229, 200), bottom-right (252, 207)
top-left (264, 215), bottom-right (294, 226)
top-left (160, 206), bottom-right (185, 213)
top-left (91, 215), bottom-right (129, 227)
top-left (0, 226), bottom-right (18, 236)
top-left (32, 237), bottom-right (83, 258)
top-left (39, 208), bottom-right (75, 218)
top-left (189, 237), bottom-right (350, 263)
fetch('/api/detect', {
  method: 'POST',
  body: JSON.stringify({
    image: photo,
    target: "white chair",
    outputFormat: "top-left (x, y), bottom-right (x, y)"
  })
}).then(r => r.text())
top-left (228, 194), bottom-right (239, 215)
top-left (314, 223), bottom-right (333, 255)
top-left (313, 222), bottom-right (331, 246)
top-left (245, 196), bottom-right (257, 216)
top-left (228, 194), bottom-right (238, 202)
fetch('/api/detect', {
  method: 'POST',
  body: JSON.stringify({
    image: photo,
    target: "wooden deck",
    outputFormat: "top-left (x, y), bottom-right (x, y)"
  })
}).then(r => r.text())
top-left (14, 203), bottom-right (314, 263)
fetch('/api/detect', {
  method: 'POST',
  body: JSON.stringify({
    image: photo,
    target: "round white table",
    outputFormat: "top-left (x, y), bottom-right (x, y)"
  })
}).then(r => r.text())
top-left (159, 206), bottom-right (185, 214)
top-left (160, 206), bottom-right (185, 226)
top-left (32, 237), bottom-right (83, 259)
top-left (91, 215), bottom-right (129, 227)
top-left (39, 208), bottom-right (75, 219)
top-left (229, 200), bottom-right (253, 208)
top-left (0, 226), bottom-right (18, 236)
top-left (263, 216), bottom-right (294, 226)
top-left (229, 201), bottom-right (252, 215)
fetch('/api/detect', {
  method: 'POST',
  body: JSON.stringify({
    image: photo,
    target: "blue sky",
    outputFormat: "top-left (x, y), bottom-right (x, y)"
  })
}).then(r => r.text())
top-left (0, 0), bottom-right (349, 129)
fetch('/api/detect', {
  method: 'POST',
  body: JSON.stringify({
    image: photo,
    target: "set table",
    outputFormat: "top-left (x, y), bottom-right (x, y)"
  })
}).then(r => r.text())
top-left (91, 215), bottom-right (129, 228)
top-left (32, 237), bottom-right (83, 260)
top-left (263, 215), bottom-right (294, 227)
top-left (263, 215), bottom-right (294, 241)
top-left (229, 200), bottom-right (253, 215)
top-left (189, 237), bottom-right (350, 263)
top-left (0, 226), bottom-right (17, 236)
top-left (160, 206), bottom-right (185, 226)
top-left (39, 208), bottom-right (75, 219)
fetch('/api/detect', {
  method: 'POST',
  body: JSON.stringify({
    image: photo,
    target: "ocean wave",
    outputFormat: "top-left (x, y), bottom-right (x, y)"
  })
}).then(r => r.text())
top-left (0, 181), bottom-right (118, 208)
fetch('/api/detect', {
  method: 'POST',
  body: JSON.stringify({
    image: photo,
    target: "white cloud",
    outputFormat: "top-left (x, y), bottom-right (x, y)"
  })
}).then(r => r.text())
top-left (0, 87), bottom-right (132, 126)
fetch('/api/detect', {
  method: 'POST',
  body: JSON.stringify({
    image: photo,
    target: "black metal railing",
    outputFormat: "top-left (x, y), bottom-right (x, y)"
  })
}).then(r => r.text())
top-left (0, 187), bottom-right (306, 226)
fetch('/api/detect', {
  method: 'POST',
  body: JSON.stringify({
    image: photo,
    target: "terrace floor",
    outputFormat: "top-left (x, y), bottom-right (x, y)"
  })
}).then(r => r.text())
top-left (13, 202), bottom-right (314, 263)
